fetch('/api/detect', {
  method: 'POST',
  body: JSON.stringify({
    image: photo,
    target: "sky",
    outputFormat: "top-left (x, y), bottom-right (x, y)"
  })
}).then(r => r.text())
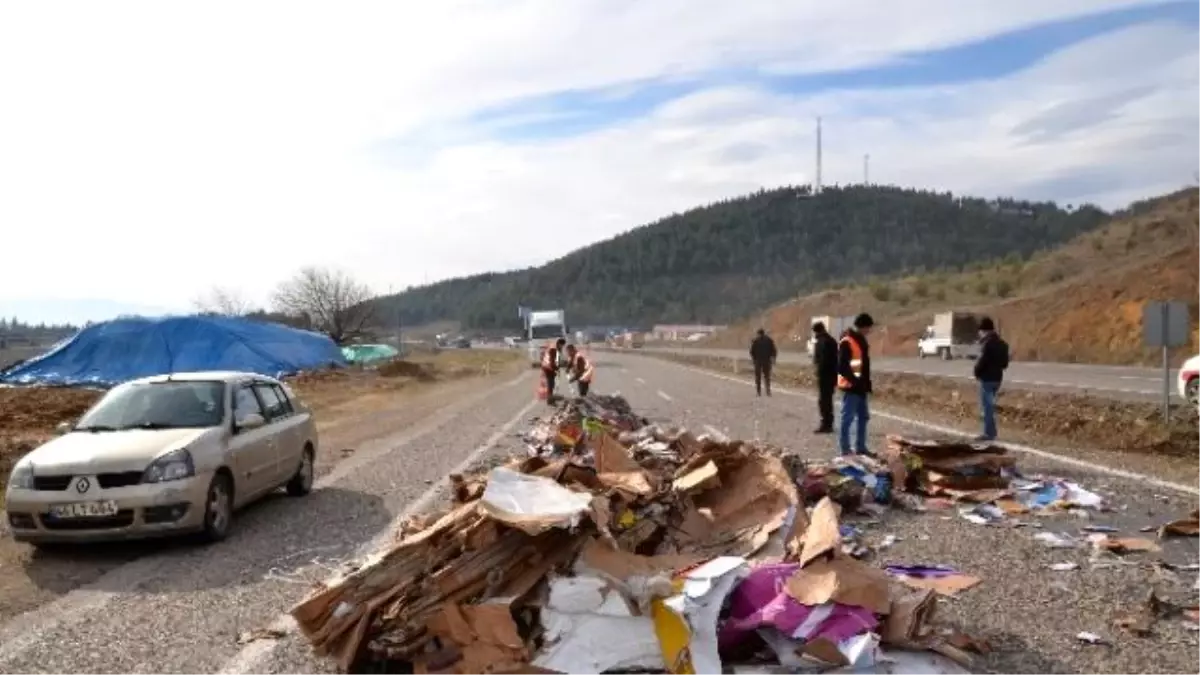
top-left (0, 0), bottom-right (1197, 325)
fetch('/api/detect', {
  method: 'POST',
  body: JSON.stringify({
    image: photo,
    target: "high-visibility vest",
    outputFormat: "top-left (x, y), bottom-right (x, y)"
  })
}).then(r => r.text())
top-left (837, 334), bottom-right (864, 391)
top-left (541, 343), bottom-right (557, 370)
top-left (571, 354), bottom-right (594, 383)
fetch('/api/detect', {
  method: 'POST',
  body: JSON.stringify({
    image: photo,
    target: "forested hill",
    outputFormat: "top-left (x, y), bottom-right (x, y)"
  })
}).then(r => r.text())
top-left (374, 185), bottom-right (1110, 329)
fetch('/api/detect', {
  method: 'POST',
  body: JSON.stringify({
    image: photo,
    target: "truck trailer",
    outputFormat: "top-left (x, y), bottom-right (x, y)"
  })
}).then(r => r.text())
top-left (525, 309), bottom-right (568, 367)
top-left (917, 311), bottom-right (983, 360)
top-left (805, 315), bottom-right (854, 356)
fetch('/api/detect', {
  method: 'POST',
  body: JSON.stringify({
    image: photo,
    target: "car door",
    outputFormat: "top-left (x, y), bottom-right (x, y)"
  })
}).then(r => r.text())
top-left (252, 381), bottom-right (299, 484)
top-left (228, 383), bottom-right (278, 500)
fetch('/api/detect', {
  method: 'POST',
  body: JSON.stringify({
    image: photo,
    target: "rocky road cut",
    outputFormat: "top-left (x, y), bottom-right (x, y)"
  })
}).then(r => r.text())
top-left (0, 352), bottom-right (1195, 674)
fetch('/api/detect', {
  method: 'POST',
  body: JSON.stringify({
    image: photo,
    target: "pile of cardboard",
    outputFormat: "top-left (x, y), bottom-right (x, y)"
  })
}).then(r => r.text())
top-left (884, 435), bottom-right (1016, 503)
top-left (290, 399), bottom-right (980, 674)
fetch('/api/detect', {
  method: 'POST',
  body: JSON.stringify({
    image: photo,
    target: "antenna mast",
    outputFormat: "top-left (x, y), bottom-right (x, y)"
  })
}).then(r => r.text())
top-left (863, 153), bottom-right (870, 185)
top-left (814, 117), bottom-right (823, 195)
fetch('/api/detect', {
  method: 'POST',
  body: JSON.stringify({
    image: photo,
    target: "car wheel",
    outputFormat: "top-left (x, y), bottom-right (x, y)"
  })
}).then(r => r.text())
top-left (939, 347), bottom-right (951, 360)
top-left (287, 446), bottom-right (315, 497)
top-left (201, 473), bottom-right (233, 543)
top-left (1186, 378), bottom-right (1199, 407)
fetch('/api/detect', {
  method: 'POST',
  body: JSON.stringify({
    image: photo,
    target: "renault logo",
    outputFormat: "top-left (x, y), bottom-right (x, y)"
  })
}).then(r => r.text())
top-left (76, 477), bottom-right (90, 494)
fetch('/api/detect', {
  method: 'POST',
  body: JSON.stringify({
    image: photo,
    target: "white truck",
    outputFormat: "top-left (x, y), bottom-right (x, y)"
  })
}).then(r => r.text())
top-left (525, 309), bottom-right (568, 368)
top-left (918, 311), bottom-right (983, 360)
top-left (805, 315), bottom-right (854, 356)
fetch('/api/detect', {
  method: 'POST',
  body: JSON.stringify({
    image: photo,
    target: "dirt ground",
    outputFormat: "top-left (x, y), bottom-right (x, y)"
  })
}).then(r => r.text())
top-left (0, 348), bottom-right (523, 624)
top-left (657, 352), bottom-right (1200, 484)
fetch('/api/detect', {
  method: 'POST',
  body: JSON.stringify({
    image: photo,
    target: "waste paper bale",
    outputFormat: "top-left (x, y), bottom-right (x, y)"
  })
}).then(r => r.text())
top-left (290, 396), bottom-right (989, 674)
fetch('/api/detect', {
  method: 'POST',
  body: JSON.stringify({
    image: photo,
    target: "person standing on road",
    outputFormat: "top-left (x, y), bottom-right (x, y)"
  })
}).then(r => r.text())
top-left (564, 344), bottom-right (595, 396)
top-left (811, 321), bottom-right (838, 434)
top-left (837, 313), bottom-right (874, 455)
top-left (973, 317), bottom-right (1009, 441)
top-left (541, 337), bottom-right (567, 402)
top-left (749, 328), bottom-right (777, 396)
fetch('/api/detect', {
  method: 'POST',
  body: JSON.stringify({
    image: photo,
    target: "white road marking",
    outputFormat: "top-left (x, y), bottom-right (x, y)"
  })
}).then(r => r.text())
top-left (218, 395), bottom-right (542, 674)
top-left (0, 370), bottom-right (533, 666)
top-left (636, 377), bottom-right (646, 384)
top-left (657, 390), bottom-right (673, 401)
top-left (664, 361), bottom-right (1198, 496)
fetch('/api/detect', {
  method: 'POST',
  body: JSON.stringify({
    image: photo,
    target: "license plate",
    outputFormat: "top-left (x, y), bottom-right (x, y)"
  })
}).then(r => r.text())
top-left (48, 501), bottom-right (119, 519)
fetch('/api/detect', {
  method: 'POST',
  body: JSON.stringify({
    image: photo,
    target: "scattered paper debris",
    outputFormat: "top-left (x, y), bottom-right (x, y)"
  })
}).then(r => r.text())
top-left (1047, 562), bottom-right (1079, 572)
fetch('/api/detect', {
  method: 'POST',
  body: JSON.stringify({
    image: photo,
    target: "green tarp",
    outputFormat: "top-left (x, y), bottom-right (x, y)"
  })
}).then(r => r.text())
top-left (341, 344), bottom-right (399, 364)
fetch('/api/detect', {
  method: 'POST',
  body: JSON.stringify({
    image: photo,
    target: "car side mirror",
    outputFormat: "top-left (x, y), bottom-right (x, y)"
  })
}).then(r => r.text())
top-left (56, 421), bottom-right (73, 434)
top-left (237, 413), bottom-right (266, 431)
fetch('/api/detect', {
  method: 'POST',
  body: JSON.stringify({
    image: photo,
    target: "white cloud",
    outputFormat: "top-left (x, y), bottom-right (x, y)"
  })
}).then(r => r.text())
top-left (0, 0), bottom-right (1193, 320)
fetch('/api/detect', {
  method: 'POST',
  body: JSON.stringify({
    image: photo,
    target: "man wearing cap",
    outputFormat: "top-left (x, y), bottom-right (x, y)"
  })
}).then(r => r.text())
top-left (836, 313), bottom-right (875, 455)
top-left (973, 316), bottom-right (1009, 441)
top-left (810, 321), bottom-right (838, 433)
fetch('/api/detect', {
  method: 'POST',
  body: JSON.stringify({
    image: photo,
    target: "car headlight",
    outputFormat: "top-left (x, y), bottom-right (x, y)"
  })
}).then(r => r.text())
top-left (142, 448), bottom-right (195, 483)
top-left (7, 464), bottom-right (33, 490)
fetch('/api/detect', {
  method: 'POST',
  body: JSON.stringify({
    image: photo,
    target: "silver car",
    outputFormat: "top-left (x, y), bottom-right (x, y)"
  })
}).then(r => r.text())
top-left (5, 371), bottom-right (318, 545)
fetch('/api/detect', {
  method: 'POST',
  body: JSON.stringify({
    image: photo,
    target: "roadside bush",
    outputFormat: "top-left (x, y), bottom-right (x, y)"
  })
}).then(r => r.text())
top-left (973, 277), bottom-right (990, 295)
top-left (870, 283), bottom-right (892, 301)
top-left (933, 287), bottom-right (947, 301)
top-left (994, 279), bottom-right (1014, 298)
top-left (911, 278), bottom-right (929, 297)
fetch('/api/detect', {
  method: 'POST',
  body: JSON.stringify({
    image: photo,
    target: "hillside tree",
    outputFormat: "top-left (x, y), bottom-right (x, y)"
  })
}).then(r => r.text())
top-left (194, 286), bottom-right (254, 316)
top-left (272, 266), bottom-right (374, 344)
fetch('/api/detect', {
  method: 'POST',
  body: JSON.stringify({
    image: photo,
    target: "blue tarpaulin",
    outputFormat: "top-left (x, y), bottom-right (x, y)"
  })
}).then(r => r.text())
top-left (0, 316), bottom-right (346, 387)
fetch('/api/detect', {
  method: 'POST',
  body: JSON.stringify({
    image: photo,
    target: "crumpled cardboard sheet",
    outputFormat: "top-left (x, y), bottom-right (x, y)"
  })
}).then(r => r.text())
top-left (1159, 509), bottom-right (1199, 538)
top-left (652, 556), bottom-right (751, 674)
top-left (533, 575), bottom-right (665, 673)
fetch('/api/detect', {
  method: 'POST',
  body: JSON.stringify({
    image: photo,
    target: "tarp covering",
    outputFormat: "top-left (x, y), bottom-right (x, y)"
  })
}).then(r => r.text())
top-left (0, 315), bottom-right (346, 387)
top-left (342, 344), bottom-right (399, 364)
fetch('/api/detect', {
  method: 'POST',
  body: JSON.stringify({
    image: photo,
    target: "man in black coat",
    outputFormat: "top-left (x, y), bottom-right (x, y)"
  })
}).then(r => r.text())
top-left (810, 321), bottom-right (838, 433)
top-left (749, 328), bottom-right (777, 396)
top-left (973, 316), bottom-right (1009, 441)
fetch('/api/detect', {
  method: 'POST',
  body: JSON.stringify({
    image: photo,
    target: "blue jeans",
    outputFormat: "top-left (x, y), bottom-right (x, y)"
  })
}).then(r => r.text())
top-left (839, 392), bottom-right (870, 455)
top-left (979, 381), bottom-right (1000, 439)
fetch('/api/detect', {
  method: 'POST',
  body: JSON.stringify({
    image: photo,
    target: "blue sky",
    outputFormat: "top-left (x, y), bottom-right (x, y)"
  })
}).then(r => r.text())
top-left (0, 0), bottom-right (1196, 323)
top-left (459, 1), bottom-right (1199, 142)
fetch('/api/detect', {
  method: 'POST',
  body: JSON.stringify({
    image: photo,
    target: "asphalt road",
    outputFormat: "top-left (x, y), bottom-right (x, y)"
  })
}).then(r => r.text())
top-left (641, 346), bottom-right (1186, 403)
top-left (0, 352), bottom-right (1195, 674)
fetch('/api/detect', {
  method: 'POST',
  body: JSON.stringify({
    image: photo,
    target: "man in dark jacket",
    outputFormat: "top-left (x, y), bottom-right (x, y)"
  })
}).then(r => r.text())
top-left (973, 317), bottom-right (1009, 441)
top-left (810, 321), bottom-right (838, 433)
top-left (837, 313), bottom-right (874, 455)
top-left (749, 328), bottom-right (777, 396)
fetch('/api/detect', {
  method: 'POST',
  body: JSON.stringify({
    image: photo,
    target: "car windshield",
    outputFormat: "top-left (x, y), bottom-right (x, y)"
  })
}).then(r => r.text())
top-left (75, 381), bottom-right (226, 431)
top-left (529, 324), bottom-right (564, 340)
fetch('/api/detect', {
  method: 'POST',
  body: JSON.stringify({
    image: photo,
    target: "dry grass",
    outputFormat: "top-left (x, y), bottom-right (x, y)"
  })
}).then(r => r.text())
top-left (708, 190), bottom-right (1200, 365)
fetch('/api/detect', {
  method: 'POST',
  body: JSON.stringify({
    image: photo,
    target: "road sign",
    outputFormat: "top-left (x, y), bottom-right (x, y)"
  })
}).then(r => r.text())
top-left (1142, 300), bottom-right (1190, 422)
top-left (1142, 300), bottom-right (1189, 348)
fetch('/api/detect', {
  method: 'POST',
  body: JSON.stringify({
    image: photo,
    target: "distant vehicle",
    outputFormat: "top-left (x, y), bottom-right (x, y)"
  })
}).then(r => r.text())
top-left (622, 331), bottom-right (645, 349)
top-left (1178, 354), bottom-right (1199, 406)
top-left (805, 315), bottom-right (854, 356)
top-left (524, 309), bottom-right (568, 368)
top-left (452, 336), bottom-right (471, 349)
top-left (918, 311), bottom-right (982, 360)
top-left (5, 371), bottom-right (317, 546)
top-left (503, 336), bottom-right (521, 348)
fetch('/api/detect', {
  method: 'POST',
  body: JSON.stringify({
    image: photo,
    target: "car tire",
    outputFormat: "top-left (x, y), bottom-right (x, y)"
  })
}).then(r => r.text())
top-left (201, 473), bottom-right (233, 543)
top-left (287, 445), bottom-right (315, 497)
top-left (939, 347), bottom-right (951, 360)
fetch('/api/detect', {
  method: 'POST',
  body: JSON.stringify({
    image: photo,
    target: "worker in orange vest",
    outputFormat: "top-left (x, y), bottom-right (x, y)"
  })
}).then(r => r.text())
top-left (564, 344), bottom-right (595, 397)
top-left (541, 338), bottom-right (567, 401)
top-left (836, 313), bottom-right (875, 456)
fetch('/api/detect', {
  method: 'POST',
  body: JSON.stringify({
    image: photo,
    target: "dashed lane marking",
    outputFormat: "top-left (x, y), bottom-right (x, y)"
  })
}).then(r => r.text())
top-left (657, 390), bottom-right (673, 401)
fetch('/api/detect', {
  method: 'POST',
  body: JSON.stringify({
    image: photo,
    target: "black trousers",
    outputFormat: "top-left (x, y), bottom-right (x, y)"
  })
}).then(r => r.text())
top-left (817, 379), bottom-right (835, 429)
top-left (543, 369), bottom-right (557, 398)
top-left (753, 362), bottom-right (772, 394)
top-left (577, 380), bottom-right (590, 396)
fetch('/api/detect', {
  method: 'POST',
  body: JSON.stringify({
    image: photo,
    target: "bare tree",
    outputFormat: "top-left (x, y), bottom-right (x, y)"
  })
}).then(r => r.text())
top-left (194, 286), bottom-right (254, 316)
top-left (271, 266), bottom-right (374, 344)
